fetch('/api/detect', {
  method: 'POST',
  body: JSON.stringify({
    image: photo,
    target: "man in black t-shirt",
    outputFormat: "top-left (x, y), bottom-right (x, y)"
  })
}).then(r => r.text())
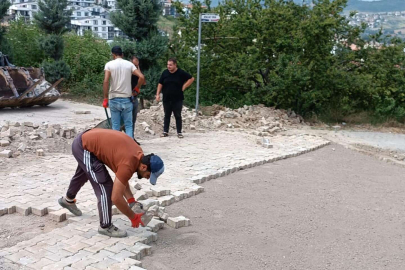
top-left (156, 58), bottom-right (194, 138)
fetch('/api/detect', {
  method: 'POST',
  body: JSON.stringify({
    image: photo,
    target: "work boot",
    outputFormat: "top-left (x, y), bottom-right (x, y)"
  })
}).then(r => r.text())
top-left (98, 224), bottom-right (127, 238)
top-left (58, 197), bottom-right (82, 216)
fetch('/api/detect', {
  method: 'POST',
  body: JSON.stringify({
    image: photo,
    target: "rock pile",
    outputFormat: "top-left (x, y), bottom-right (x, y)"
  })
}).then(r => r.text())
top-left (0, 121), bottom-right (83, 158)
top-left (136, 103), bottom-right (305, 137)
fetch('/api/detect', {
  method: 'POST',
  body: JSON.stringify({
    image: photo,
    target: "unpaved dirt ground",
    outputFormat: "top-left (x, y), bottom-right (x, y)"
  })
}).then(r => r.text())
top-left (0, 215), bottom-right (66, 270)
top-left (143, 144), bottom-right (405, 270)
top-left (0, 214), bottom-right (66, 249)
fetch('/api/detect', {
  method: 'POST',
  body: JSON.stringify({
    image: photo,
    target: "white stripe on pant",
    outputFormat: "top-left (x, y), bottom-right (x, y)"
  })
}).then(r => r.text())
top-left (84, 150), bottom-right (110, 227)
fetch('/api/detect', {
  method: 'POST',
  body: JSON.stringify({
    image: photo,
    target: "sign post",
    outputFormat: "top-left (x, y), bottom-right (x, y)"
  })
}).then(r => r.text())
top-left (195, 13), bottom-right (220, 114)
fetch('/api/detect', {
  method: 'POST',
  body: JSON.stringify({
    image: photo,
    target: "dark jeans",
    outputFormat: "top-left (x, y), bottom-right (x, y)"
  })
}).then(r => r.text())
top-left (66, 132), bottom-right (113, 228)
top-left (163, 100), bottom-right (183, 134)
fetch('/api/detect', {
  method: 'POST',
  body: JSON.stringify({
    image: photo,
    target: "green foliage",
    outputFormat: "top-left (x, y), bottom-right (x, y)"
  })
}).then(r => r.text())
top-left (4, 20), bottom-right (45, 66)
top-left (39, 34), bottom-right (64, 60)
top-left (41, 59), bottom-right (70, 83)
top-left (0, 0), bottom-right (10, 20)
top-left (63, 32), bottom-right (110, 83)
top-left (34, 0), bottom-right (72, 35)
top-left (172, 0), bottom-right (405, 122)
top-left (110, 0), bottom-right (161, 40)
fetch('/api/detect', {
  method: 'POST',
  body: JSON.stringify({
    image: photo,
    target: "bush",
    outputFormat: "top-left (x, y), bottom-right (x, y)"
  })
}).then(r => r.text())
top-left (63, 32), bottom-right (110, 84)
top-left (39, 34), bottom-right (64, 60)
top-left (42, 60), bottom-right (70, 83)
top-left (5, 19), bottom-right (45, 66)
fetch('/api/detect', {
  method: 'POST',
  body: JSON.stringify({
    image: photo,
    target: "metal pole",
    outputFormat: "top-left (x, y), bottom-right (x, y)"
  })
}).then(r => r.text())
top-left (195, 13), bottom-right (202, 114)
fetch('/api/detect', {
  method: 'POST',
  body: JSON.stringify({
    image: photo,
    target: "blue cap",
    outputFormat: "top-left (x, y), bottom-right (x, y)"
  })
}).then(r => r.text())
top-left (149, 155), bottom-right (164, 185)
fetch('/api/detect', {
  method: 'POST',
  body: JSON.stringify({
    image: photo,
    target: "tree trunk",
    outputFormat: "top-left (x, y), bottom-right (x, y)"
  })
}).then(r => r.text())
top-left (140, 97), bottom-right (145, 109)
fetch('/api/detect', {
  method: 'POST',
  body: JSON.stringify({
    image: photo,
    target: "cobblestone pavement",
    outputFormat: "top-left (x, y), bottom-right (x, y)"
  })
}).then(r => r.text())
top-left (0, 121), bottom-right (329, 269)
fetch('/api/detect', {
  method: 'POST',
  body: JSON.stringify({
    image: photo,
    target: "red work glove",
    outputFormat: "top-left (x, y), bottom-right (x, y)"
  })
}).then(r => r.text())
top-left (102, 99), bottom-right (108, 108)
top-left (133, 87), bottom-right (140, 96)
top-left (130, 213), bottom-right (145, 228)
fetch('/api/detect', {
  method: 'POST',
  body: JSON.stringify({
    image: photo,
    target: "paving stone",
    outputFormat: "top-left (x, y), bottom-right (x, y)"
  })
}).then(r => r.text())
top-left (84, 242), bottom-right (110, 253)
top-left (107, 257), bottom-right (143, 270)
top-left (71, 257), bottom-right (101, 269)
top-left (89, 250), bottom-right (116, 262)
top-left (108, 250), bottom-right (136, 262)
top-left (159, 213), bottom-right (169, 222)
top-left (49, 209), bottom-right (67, 222)
top-left (15, 205), bottom-right (31, 216)
top-left (62, 241), bottom-right (91, 253)
top-left (172, 191), bottom-right (186, 202)
top-left (134, 190), bottom-right (148, 201)
top-left (125, 243), bottom-right (152, 260)
top-left (134, 183), bottom-right (142, 190)
top-left (31, 206), bottom-right (48, 216)
top-left (150, 187), bottom-right (170, 197)
top-left (146, 218), bottom-right (165, 232)
top-left (89, 257), bottom-right (119, 269)
top-left (137, 199), bottom-right (159, 210)
top-left (105, 243), bottom-right (131, 253)
top-left (167, 216), bottom-right (191, 229)
top-left (4, 250), bottom-right (34, 264)
top-left (157, 195), bottom-right (175, 207)
top-left (27, 258), bottom-right (55, 270)
top-left (190, 185), bottom-right (205, 195)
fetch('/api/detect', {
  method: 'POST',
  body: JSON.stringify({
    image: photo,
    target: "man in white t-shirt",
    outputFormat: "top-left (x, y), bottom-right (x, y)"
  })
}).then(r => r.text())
top-left (103, 46), bottom-right (145, 138)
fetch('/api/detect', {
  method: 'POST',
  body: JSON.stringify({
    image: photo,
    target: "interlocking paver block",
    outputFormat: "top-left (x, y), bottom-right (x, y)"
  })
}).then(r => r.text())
top-left (15, 205), bottom-right (31, 216)
top-left (108, 250), bottom-right (136, 262)
top-left (167, 216), bottom-right (191, 229)
top-left (27, 258), bottom-right (54, 270)
top-left (125, 243), bottom-right (151, 260)
top-left (146, 218), bottom-right (165, 232)
top-left (107, 257), bottom-right (142, 270)
top-left (31, 206), bottom-right (48, 216)
top-left (62, 241), bottom-right (91, 253)
top-left (84, 242), bottom-right (110, 253)
top-left (105, 243), bottom-right (131, 253)
top-left (49, 209), bottom-right (67, 222)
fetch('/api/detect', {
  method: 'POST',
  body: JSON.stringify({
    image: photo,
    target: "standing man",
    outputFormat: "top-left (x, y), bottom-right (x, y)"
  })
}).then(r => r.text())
top-left (103, 46), bottom-right (145, 138)
top-left (58, 129), bottom-right (165, 237)
top-left (156, 58), bottom-right (194, 138)
top-left (131, 56), bottom-right (142, 144)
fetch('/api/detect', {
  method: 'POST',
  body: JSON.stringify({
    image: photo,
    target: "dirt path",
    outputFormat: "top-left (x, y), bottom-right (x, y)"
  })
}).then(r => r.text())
top-left (142, 144), bottom-right (405, 270)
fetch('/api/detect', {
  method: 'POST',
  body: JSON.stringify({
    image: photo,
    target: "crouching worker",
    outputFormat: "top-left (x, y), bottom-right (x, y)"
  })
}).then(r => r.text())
top-left (58, 129), bottom-right (164, 237)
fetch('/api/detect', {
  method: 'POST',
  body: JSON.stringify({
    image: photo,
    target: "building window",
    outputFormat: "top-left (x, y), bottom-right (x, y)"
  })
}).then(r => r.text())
top-left (102, 20), bottom-right (106, 25)
top-left (31, 5), bottom-right (37, 9)
top-left (103, 33), bottom-right (107, 38)
top-left (77, 12), bottom-right (81, 16)
top-left (94, 27), bottom-right (98, 31)
top-left (85, 12), bottom-right (89, 16)
top-left (85, 20), bottom-right (89, 23)
top-left (102, 27), bottom-right (106, 31)
top-left (93, 20), bottom-right (98, 25)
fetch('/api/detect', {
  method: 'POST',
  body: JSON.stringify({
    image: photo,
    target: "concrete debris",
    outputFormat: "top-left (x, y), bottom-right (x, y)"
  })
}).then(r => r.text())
top-left (136, 103), bottom-right (304, 138)
top-left (0, 150), bottom-right (13, 158)
top-left (74, 110), bottom-right (91, 114)
top-left (36, 149), bottom-right (45, 156)
top-left (0, 139), bottom-right (10, 147)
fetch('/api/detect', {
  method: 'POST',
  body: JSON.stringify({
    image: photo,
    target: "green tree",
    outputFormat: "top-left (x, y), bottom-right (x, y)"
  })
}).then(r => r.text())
top-left (4, 20), bottom-right (45, 66)
top-left (111, 0), bottom-right (168, 107)
top-left (110, 0), bottom-right (161, 41)
top-left (34, 0), bottom-right (72, 82)
top-left (0, 0), bottom-right (11, 57)
top-left (34, 0), bottom-right (72, 35)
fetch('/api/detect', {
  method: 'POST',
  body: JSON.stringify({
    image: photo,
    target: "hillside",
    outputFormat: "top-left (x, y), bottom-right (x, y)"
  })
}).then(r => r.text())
top-left (207, 0), bottom-right (405, 12)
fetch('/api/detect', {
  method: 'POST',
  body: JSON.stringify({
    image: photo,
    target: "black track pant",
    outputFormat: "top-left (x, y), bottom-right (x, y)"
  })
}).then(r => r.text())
top-left (163, 100), bottom-right (183, 134)
top-left (66, 132), bottom-right (113, 228)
